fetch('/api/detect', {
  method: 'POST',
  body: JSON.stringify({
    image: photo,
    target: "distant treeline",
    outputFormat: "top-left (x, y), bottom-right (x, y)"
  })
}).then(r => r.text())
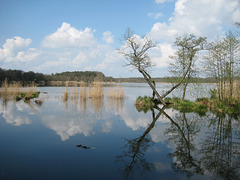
top-left (46, 71), bottom-right (114, 82)
top-left (0, 68), bottom-right (46, 84)
top-left (0, 68), bottom-right (115, 85)
top-left (0, 68), bottom-right (217, 86)
top-left (115, 77), bottom-right (216, 83)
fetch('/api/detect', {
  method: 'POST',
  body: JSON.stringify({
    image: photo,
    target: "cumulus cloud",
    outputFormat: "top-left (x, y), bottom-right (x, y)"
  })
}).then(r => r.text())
top-left (103, 31), bottom-right (114, 44)
top-left (36, 22), bottom-right (125, 76)
top-left (0, 36), bottom-right (38, 62)
top-left (42, 22), bottom-right (97, 48)
top-left (149, 43), bottom-right (175, 68)
top-left (149, 0), bottom-right (240, 42)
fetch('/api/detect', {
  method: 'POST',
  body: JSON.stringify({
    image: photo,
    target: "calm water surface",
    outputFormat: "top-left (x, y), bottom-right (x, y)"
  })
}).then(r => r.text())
top-left (0, 83), bottom-right (239, 180)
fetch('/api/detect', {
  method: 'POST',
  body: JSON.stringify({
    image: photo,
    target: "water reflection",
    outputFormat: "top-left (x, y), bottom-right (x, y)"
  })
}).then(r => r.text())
top-left (164, 112), bottom-right (203, 176)
top-left (199, 115), bottom-right (240, 179)
top-left (117, 105), bottom-right (240, 179)
top-left (165, 113), bottom-right (240, 179)
top-left (0, 100), bottom-right (38, 126)
top-left (116, 107), bottom-right (166, 179)
top-left (0, 85), bottom-right (240, 180)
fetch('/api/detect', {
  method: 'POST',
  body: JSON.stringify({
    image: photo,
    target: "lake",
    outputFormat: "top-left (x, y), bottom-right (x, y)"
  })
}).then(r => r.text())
top-left (0, 83), bottom-right (239, 180)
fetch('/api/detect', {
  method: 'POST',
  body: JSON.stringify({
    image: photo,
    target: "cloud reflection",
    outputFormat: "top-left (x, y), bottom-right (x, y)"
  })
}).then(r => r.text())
top-left (0, 101), bottom-right (32, 126)
top-left (42, 114), bottom-right (97, 141)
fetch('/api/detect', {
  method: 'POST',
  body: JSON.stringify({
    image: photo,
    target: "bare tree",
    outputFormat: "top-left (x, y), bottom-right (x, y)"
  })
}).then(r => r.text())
top-left (169, 34), bottom-right (199, 100)
top-left (162, 34), bottom-right (207, 99)
top-left (204, 31), bottom-right (239, 103)
top-left (118, 30), bottom-right (206, 105)
top-left (117, 28), bottom-right (166, 106)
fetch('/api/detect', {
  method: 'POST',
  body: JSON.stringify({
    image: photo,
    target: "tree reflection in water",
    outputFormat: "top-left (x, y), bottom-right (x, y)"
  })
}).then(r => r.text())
top-left (164, 112), bottom-right (203, 177)
top-left (116, 107), bottom-right (166, 180)
top-left (199, 115), bottom-right (240, 179)
top-left (116, 106), bottom-right (240, 180)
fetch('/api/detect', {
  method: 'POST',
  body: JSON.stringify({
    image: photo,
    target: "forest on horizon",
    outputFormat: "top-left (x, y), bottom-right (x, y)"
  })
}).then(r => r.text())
top-left (0, 68), bottom-right (217, 85)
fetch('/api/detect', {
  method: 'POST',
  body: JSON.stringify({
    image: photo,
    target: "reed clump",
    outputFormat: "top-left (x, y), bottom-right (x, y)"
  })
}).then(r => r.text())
top-left (107, 85), bottom-right (125, 99)
top-left (88, 83), bottom-right (104, 98)
top-left (107, 85), bottom-right (125, 113)
top-left (0, 78), bottom-right (39, 101)
top-left (62, 82), bottom-right (126, 114)
top-left (63, 81), bottom-right (69, 101)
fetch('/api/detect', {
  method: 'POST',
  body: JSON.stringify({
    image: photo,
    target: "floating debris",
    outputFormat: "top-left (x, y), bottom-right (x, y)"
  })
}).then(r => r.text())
top-left (76, 144), bottom-right (96, 149)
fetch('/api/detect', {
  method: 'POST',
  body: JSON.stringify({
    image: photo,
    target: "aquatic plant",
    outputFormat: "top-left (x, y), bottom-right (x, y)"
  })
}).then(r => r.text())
top-left (63, 80), bottom-right (69, 101)
top-left (0, 78), bottom-right (40, 102)
top-left (89, 83), bottom-right (104, 98)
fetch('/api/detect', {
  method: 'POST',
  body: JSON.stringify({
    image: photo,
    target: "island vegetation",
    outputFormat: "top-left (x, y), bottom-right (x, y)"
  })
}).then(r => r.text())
top-left (118, 27), bottom-right (239, 118)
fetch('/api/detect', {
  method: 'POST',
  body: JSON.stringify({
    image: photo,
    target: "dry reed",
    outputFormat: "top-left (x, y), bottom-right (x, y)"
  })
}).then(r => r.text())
top-left (107, 84), bottom-right (125, 99)
top-left (0, 78), bottom-right (39, 101)
top-left (61, 82), bottom-right (126, 114)
top-left (63, 80), bottom-right (69, 101)
top-left (88, 83), bottom-right (104, 98)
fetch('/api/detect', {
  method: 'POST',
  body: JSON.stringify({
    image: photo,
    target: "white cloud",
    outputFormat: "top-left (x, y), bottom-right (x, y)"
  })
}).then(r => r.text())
top-left (16, 48), bottom-right (40, 62)
top-left (155, 0), bottom-right (173, 4)
top-left (149, 0), bottom-right (240, 42)
top-left (150, 43), bottom-right (175, 68)
top-left (0, 36), bottom-right (38, 62)
top-left (35, 22), bottom-right (125, 76)
top-left (103, 31), bottom-right (114, 44)
top-left (148, 12), bottom-right (164, 19)
top-left (42, 22), bottom-right (97, 48)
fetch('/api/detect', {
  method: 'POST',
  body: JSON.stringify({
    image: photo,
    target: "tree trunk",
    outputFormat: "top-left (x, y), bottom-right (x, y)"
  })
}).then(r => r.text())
top-left (161, 55), bottom-right (194, 99)
top-left (182, 83), bottom-right (187, 101)
top-left (138, 69), bottom-right (166, 106)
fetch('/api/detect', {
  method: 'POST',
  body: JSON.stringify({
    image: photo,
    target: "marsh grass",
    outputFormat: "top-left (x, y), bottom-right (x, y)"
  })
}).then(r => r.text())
top-left (107, 84), bottom-right (125, 99)
top-left (71, 84), bottom-right (79, 112)
top-left (63, 80), bottom-right (69, 101)
top-left (89, 83), bottom-right (104, 98)
top-left (62, 82), bottom-right (126, 114)
top-left (0, 79), bottom-right (39, 102)
top-left (107, 85), bottom-right (125, 113)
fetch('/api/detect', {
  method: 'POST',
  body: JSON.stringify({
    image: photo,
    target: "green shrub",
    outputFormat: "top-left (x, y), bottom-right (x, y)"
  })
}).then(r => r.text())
top-left (164, 97), bottom-right (173, 104)
top-left (194, 104), bottom-right (208, 116)
top-left (172, 97), bottom-right (181, 103)
top-left (135, 96), bottom-right (155, 113)
top-left (209, 89), bottom-right (217, 99)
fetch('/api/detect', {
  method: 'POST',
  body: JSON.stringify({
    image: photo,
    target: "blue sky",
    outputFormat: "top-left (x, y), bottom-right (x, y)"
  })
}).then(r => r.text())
top-left (0, 0), bottom-right (239, 77)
